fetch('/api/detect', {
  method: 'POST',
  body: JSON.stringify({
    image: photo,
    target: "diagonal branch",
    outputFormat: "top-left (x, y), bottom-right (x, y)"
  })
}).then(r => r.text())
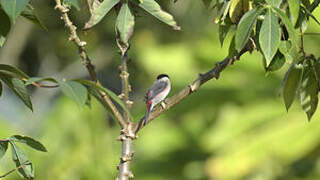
top-left (53, 0), bottom-right (126, 128)
top-left (134, 48), bottom-right (249, 133)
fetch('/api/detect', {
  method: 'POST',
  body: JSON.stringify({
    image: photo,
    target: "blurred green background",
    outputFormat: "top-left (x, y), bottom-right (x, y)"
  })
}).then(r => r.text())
top-left (1, 0), bottom-right (320, 180)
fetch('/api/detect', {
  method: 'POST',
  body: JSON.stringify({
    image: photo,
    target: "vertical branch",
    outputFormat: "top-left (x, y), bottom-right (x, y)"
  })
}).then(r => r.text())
top-left (116, 40), bottom-right (135, 179)
top-left (116, 123), bottom-right (135, 180)
top-left (119, 48), bottom-right (133, 122)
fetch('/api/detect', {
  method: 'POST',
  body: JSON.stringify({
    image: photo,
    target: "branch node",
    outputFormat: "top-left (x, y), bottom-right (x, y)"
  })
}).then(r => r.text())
top-left (127, 171), bottom-right (134, 178)
top-left (79, 41), bottom-right (87, 47)
top-left (118, 93), bottom-right (125, 99)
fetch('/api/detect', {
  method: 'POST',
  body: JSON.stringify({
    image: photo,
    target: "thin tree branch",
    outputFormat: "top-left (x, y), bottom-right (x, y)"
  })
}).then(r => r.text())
top-left (0, 161), bottom-right (29, 178)
top-left (134, 47), bottom-right (249, 133)
top-left (53, 0), bottom-right (126, 128)
top-left (118, 48), bottom-right (133, 123)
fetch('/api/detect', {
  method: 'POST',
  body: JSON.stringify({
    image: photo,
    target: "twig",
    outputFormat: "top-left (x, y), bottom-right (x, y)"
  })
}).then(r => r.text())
top-left (0, 161), bottom-right (29, 178)
top-left (300, 28), bottom-right (307, 58)
top-left (53, 0), bottom-right (126, 128)
top-left (134, 47), bottom-right (249, 133)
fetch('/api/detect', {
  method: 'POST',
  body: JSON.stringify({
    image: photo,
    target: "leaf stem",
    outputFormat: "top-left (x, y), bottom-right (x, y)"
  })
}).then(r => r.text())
top-left (0, 161), bottom-right (29, 178)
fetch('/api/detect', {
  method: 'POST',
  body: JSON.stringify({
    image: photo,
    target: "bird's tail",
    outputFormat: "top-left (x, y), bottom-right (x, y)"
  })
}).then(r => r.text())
top-left (143, 102), bottom-right (152, 126)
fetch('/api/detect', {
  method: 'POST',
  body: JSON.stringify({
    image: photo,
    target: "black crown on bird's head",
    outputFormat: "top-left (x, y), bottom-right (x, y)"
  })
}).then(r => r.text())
top-left (157, 74), bottom-right (169, 80)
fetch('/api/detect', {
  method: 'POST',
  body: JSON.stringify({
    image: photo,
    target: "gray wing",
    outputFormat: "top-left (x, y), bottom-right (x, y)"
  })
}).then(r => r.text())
top-left (146, 80), bottom-right (168, 101)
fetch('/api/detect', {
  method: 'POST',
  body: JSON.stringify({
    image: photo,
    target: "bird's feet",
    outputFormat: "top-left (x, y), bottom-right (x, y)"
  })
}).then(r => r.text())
top-left (160, 101), bottom-right (166, 109)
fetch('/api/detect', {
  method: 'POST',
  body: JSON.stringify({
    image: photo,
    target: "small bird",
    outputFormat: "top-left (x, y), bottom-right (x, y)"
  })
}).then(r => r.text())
top-left (143, 74), bottom-right (171, 126)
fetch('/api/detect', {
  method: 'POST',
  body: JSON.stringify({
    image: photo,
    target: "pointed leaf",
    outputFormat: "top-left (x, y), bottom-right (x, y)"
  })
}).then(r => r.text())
top-left (0, 64), bottom-right (29, 78)
top-left (259, 9), bottom-right (281, 67)
top-left (235, 7), bottom-right (263, 51)
top-left (288, 0), bottom-right (300, 25)
top-left (84, 0), bottom-right (120, 29)
top-left (272, 7), bottom-right (298, 48)
top-left (279, 40), bottom-right (293, 61)
top-left (228, 35), bottom-right (237, 58)
top-left (21, 4), bottom-right (47, 30)
top-left (58, 80), bottom-right (88, 107)
top-left (218, 17), bottom-right (232, 47)
top-left (10, 135), bottom-right (47, 152)
top-left (300, 66), bottom-right (319, 121)
top-left (10, 141), bottom-right (34, 179)
top-left (265, 0), bottom-right (282, 8)
top-left (282, 63), bottom-right (303, 111)
top-left (229, 0), bottom-right (249, 23)
top-left (0, 141), bottom-right (8, 160)
top-left (138, 0), bottom-right (180, 30)
top-left (0, 9), bottom-right (11, 47)
top-left (0, 72), bottom-right (33, 111)
top-left (266, 51), bottom-right (285, 72)
top-left (116, 3), bottom-right (135, 45)
top-left (0, 0), bottom-right (29, 24)
top-left (75, 79), bottom-right (133, 120)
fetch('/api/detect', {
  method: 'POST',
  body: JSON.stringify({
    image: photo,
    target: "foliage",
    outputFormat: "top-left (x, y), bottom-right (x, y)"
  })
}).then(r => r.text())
top-left (0, 0), bottom-right (320, 179)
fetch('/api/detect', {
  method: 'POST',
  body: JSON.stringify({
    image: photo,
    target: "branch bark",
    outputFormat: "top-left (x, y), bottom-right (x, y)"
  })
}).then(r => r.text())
top-left (134, 47), bottom-right (249, 133)
top-left (53, 0), bottom-right (126, 128)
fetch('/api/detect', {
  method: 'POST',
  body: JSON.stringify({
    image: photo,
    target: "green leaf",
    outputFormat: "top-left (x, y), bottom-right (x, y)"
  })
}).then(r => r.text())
top-left (0, 72), bottom-right (33, 111)
top-left (282, 63), bottom-right (303, 111)
top-left (0, 0), bottom-right (29, 24)
top-left (10, 135), bottom-right (47, 152)
top-left (58, 80), bottom-right (88, 107)
top-left (10, 141), bottom-right (34, 179)
top-left (0, 141), bottom-right (8, 160)
top-left (75, 79), bottom-right (133, 120)
top-left (202, 0), bottom-right (212, 7)
top-left (279, 40), bottom-right (293, 62)
top-left (235, 7), bottom-right (263, 51)
top-left (83, 0), bottom-right (120, 30)
top-left (272, 7), bottom-right (298, 48)
top-left (300, 66), bottom-right (319, 121)
top-left (218, 17), bottom-right (232, 47)
top-left (288, 0), bottom-right (300, 25)
top-left (21, 4), bottom-right (47, 30)
top-left (0, 64), bottom-right (29, 78)
top-left (65, 0), bottom-right (81, 10)
top-left (25, 77), bottom-right (57, 86)
top-left (229, 0), bottom-right (249, 23)
top-left (266, 51), bottom-right (285, 72)
top-left (0, 9), bottom-right (11, 47)
top-left (138, 0), bottom-right (181, 30)
top-left (265, 0), bottom-right (282, 8)
top-left (228, 35), bottom-right (237, 58)
top-left (259, 8), bottom-right (281, 67)
top-left (116, 3), bottom-right (135, 46)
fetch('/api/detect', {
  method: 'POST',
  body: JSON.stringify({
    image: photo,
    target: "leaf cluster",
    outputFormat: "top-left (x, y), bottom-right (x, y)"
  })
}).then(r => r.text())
top-left (0, 135), bottom-right (47, 179)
